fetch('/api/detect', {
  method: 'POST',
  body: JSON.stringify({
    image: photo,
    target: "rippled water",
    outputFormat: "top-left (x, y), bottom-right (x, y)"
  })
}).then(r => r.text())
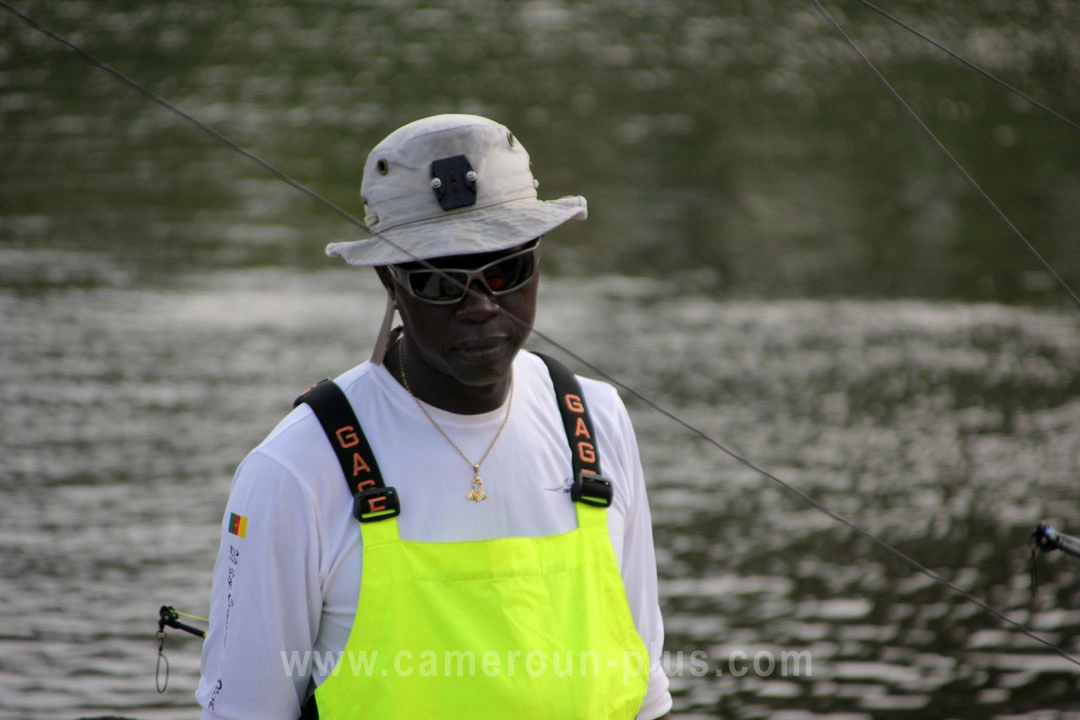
top-left (1, 269), bottom-right (1078, 718)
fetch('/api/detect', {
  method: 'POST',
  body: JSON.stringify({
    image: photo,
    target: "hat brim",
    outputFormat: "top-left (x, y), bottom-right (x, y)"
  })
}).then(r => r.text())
top-left (326, 195), bottom-right (587, 267)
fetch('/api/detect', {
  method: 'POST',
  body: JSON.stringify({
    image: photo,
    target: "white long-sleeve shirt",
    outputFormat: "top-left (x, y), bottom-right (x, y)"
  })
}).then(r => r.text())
top-left (197, 351), bottom-right (672, 719)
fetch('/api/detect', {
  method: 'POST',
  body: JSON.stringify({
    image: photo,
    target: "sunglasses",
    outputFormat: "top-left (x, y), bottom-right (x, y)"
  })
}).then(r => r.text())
top-left (389, 241), bottom-right (540, 305)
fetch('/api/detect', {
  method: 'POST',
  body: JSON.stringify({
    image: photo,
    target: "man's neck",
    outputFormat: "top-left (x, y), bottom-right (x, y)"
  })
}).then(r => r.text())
top-left (389, 341), bottom-right (514, 415)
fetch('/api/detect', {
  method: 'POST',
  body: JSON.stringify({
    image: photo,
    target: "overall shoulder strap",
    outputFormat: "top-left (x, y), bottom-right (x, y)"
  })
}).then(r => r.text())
top-left (532, 353), bottom-right (613, 508)
top-left (293, 379), bottom-right (400, 522)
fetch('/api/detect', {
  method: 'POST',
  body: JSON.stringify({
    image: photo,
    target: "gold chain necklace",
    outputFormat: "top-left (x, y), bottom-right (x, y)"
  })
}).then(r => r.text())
top-left (397, 339), bottom-right (513, 502)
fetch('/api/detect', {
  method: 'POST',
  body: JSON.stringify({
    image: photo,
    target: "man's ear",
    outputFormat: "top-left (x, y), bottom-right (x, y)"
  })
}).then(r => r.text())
top-left (374, 266), bottom-right (395, 297)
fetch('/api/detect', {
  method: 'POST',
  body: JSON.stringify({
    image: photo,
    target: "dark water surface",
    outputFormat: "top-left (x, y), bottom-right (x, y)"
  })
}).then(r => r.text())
top-left (2, 0), bottom-right (1080, 718)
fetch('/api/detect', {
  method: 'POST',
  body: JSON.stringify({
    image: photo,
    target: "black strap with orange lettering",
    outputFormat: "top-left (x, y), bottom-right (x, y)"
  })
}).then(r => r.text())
top-left (533, 353), bottom-right (614, 508)
top-left (293, 380), bottom-right (400, 522)
top-left (294, 358), bottom-right (611, 514)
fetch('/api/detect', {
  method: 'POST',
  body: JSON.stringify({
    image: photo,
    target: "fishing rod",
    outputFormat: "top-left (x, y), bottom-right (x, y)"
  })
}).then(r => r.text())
top-left (156, 605), bottom-right (207, 692)
top-left (1031, 521), bottom-right (1080, 594)
top-left (6, 0), bottom-right (1080, 676)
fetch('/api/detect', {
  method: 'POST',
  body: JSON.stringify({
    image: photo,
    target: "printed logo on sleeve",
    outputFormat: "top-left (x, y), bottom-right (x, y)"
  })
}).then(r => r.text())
top-left (228, 513), bottom-right (249, 537)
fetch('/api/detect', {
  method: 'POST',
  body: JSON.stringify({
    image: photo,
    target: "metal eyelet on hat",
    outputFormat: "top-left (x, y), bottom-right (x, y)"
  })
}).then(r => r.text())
top-left (507, 131), bottom-right (515, 147)
top-left (376, 159), bottom-right (388, 175)
top-left (362, 197), bottom-right (379, 225)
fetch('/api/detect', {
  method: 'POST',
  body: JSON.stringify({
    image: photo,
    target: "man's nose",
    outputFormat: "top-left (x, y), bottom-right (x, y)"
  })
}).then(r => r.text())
top-left (456, 276), bottom-right (500, 318)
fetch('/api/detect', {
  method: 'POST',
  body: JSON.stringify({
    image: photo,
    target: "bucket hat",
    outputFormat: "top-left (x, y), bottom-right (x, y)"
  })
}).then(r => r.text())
top-left (326, 114), bottom-right (588, 267)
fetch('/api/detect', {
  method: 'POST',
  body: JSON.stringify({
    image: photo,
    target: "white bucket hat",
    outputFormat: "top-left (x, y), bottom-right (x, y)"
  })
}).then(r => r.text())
top-left (325, 113), bottom-right (588, 267)
top-left (333, 114), bottom-right (588, 364)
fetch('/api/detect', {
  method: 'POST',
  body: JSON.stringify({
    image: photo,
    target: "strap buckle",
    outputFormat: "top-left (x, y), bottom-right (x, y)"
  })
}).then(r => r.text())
top-left (571, 471), bottom-right (613, 508)
top-left (353, 487), bottom-right (401, 522)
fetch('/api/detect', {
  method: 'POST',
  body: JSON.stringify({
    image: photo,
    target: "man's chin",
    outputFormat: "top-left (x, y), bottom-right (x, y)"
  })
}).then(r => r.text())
top-left (448, 348), bottom-right (519, 389)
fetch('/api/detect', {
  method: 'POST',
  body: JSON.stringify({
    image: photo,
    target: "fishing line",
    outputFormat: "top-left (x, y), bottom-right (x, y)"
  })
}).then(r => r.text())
top-left (8, 0), bottom-right (1080, 669)
top-left (171, 609), bottom-right (209, 623)
top-left (854, 0), bottom-right (1080, 134)
top-left (811, 0), bottom-right (1080, 311)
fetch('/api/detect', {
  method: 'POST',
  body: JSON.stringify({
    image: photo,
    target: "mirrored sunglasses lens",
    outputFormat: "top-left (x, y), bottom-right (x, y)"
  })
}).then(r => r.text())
top-left (484, 253), bottom-right (534, 293)
top-left (402, 248), bottom-right (536, 303)
top-left (410, 270), bottom-right (469, 302)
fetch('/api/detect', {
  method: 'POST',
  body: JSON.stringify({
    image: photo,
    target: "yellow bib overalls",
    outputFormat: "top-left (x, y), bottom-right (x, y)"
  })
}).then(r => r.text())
top-left (296, 355), bottom-right (650, 719)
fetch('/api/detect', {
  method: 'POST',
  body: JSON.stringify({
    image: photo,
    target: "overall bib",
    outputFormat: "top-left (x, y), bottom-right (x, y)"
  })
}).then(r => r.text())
top-left (296, 354), bottom-right (649, 718)
top-left (313, 503), bottom-right (649, 718)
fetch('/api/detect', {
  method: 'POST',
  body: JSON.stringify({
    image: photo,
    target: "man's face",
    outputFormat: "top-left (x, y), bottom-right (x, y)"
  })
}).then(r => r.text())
top-left (381, 241), bottom-right (540, 397)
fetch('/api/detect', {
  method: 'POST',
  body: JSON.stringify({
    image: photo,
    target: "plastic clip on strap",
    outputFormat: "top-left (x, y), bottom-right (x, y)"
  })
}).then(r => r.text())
top-left (572, 471), bottom-right (614, 507)
top-left (533, 352), bottom-right (613, 508)
top-left (295, 379), bottom-right (398, 520)
top-left (354, 486), bottom-right (401, 522)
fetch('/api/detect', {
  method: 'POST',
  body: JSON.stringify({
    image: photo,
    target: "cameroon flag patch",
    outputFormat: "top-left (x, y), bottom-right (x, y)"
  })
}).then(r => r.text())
top-left (228, 513), bottom-right (248, 537)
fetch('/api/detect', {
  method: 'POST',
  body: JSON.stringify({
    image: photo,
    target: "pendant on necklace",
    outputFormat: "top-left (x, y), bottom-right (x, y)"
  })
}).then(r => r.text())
top-left (467, 465), bottom-right (487, 502)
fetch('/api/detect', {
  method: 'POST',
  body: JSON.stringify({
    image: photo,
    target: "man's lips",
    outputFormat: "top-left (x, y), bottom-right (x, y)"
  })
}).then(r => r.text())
top-left (452, 336), bottom-right (511, 357)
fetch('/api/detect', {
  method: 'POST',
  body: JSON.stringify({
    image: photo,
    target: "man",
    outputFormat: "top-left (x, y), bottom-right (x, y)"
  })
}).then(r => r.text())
top-left (197, 114), bottom-right (673, 719)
